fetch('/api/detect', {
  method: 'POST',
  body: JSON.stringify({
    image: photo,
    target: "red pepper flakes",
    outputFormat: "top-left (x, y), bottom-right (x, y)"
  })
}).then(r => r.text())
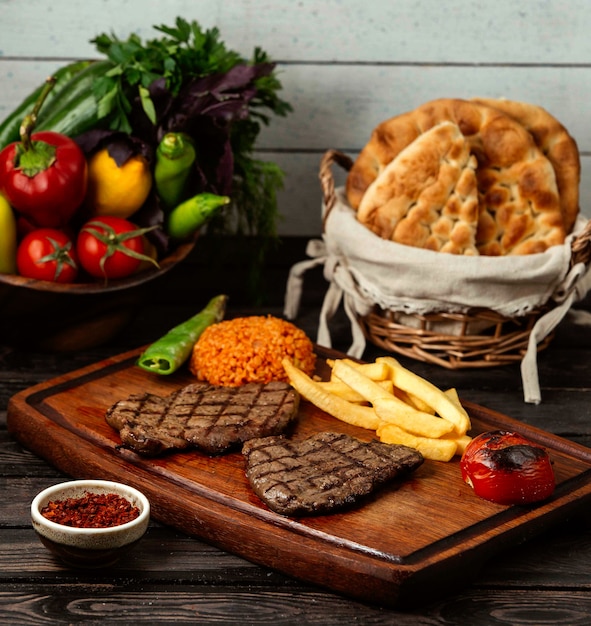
top-left (41, 491), bottom-right (140, 528)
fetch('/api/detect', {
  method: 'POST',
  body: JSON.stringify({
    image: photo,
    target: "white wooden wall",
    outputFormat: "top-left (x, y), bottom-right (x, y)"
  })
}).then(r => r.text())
top-left (0, 0), bottom-right (589, 236)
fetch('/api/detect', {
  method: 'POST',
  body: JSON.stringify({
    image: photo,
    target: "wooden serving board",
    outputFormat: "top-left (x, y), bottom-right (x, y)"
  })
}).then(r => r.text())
top-left (7, 346), bottom-right (591, 607)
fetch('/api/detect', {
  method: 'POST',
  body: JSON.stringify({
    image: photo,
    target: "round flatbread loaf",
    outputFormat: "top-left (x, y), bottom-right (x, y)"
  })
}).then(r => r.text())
top-left (346, 98), bottom-right (565, 255)
top-left (357, 121), bottom-right (480, 254)
top-left (471, 97), bottom-right (580, 233)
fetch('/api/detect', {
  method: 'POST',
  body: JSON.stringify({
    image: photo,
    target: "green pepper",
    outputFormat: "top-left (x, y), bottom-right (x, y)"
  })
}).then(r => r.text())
top-left (167, 192), bottom-right (231, 240)
top-left (0, 193), bottom-right (17, 274)
top-left (154, 132), bottom-right (197, 210)
top-left (137, 294), bottom-right (228, 375)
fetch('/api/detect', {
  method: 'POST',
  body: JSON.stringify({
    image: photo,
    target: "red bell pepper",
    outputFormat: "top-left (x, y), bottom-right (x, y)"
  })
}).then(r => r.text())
top-left (460, 430), bottom-right (555, 505)
top-left (0, 78), bottom-right (87, 228)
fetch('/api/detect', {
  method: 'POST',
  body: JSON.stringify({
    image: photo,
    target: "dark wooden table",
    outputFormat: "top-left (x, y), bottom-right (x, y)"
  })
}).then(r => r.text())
top-left (2, 238), bottom-right (591, 625)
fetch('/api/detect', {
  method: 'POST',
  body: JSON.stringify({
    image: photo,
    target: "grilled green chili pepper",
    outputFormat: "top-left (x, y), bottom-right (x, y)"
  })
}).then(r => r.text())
top-left (154, 132), bottom-right (197, 209)
top-left (137, 294), bottom-right (228, 375)
top-left (0, 193), bottom-right (17, 274)
top-left (167, 192), bottom-right (230, 240)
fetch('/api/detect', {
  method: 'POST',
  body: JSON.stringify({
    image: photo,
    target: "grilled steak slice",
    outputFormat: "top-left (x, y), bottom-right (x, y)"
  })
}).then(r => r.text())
top-left (242, 431), bottom-right (424, 516)
top-left (105, 390), bottom-right (190, 456)
top-left (105, 381), bottom-right (300, 456)
top-left (178, 381), bottom-right (299, 454)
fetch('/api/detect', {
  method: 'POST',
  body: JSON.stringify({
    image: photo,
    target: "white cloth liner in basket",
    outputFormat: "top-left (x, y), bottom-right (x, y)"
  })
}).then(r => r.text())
top-left (284, 187), bottom-right (591, 404)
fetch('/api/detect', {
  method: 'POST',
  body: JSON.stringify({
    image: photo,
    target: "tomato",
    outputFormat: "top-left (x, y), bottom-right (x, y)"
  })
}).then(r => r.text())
top-left (16, 228), bottom-right (78, 283)
top-left (76, 216), bottom-right (159, 280)
top-left (460, 430), bottom-right (555, 505)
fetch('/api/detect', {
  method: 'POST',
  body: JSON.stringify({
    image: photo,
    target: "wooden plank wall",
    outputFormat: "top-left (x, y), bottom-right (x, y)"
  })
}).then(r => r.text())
top-left (0, 0), bottom-right (589, 236)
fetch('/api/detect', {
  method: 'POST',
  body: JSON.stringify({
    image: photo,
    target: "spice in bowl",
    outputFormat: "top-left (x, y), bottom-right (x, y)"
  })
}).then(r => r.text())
top-left (40, 491), bottom-right (141, 528)
top-left (31, 479), bottom-right (150, 568)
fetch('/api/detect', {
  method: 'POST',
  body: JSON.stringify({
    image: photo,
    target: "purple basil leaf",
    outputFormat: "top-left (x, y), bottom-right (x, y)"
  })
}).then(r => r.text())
top-left (75, 129), bottom-right (153, 166)
top-left (164, 63), bottom-right (273, 126)
top-left (75, 129), bottom-right (116, 154)
top-left (202, 62), bottom-right (275, 94)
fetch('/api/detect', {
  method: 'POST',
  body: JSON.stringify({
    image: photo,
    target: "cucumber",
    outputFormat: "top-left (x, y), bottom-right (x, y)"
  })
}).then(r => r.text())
top-left (0, 59), bottom-right (91, 149)
top-left (35, 60), bottom-right (116, 138)
top-left (35, 89), bottom-right (104, 138)
top-left (35, 59), bottom-right (114, 126)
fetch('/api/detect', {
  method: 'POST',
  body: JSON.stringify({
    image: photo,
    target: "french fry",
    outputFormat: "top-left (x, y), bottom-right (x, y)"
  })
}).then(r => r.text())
top-left (285, 356), bottom-right (472, 463)
top-left (282, 358), bottom-right (381, 430)
top-left (329, 358), bottom-right (391, 382)
top-left (338, 356), bottom-right (434, 413)
top-left (331, 360), bottom-right (395, 403)
top-left (441, 433), bottom-right (472, 456)
top-left (317, 379), bottom-right (394, 403)
top-left (316, 380), bottom-right (369, 403)
top-left (331, 360), bottom-right (455, 438)
top-left (442, 389), bottom-right (473, 452)
top-left (377, 422), bottom-right (457, 462)
top-left (395, 388), bottom-right (435, 414)
top-left (332, 361), bottom-right (450, 437)
top-left (444, 387), bottom-right (463, 408)
top-left (377, 357), bottom-right (471, 435)
top-left (376, 379), bottom-right (395, 395)
top-left (373, 398), bottom-right (454, 438)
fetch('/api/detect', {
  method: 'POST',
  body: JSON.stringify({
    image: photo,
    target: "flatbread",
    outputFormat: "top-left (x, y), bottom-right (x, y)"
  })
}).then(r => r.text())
top-left (347, 98), bottom-right (565, 255)
top-left (357, 121), bottom-right (480, 254)
top-left (475, 150), bottom-right (567, 255)
top-left (472, 97), bottom-right (580, 233)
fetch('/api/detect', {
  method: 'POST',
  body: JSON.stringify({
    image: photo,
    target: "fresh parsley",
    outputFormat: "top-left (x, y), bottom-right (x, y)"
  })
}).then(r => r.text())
top-left (90, 17), bottom-right (292, 244)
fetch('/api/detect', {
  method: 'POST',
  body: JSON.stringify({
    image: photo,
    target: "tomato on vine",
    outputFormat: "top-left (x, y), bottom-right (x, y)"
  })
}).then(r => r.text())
top-left (76, 216), bottom-right (159, 280)
top-left (16, 228), bottom-right (78, 283)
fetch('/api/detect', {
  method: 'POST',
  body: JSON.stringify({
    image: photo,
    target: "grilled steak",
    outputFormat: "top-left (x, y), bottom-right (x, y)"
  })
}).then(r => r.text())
top-left (105, 391), bottom-right (189, 455)
top-left (105, 381), bottom-right (300, 456)
top-left (242, 431), bottom-right (424, 516)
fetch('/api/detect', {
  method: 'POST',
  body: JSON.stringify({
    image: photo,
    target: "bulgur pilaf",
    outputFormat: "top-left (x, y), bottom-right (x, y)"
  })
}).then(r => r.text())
top-left (190, 315), bottom-right (316, 386)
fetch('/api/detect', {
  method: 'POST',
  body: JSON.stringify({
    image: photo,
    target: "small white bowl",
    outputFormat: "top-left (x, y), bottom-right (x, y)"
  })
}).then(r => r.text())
top-left (31, 479), bottom-right (150, 568)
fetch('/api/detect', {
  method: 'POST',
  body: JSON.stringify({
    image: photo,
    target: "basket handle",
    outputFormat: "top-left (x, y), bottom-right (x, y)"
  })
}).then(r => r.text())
top-left (319, 149), bottom-right (353, 230)
top-left (571, 218), bottom-right (591, 268)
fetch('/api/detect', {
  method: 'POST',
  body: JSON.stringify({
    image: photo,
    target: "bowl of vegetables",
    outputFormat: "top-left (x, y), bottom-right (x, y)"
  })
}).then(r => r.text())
top-left (0, 126), bottom-right (212, 350)
top-left (0, 229), bottom-right (197, 351)
top-left (0, 18), bottom-right (291, 351)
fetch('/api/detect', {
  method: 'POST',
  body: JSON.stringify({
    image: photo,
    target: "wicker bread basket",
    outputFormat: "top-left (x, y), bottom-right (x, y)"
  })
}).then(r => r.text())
top-left (318, 149), bottom-right (591, 370)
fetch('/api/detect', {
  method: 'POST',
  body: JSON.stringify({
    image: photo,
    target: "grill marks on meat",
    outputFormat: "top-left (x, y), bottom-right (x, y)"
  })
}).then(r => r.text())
top-left (180, 382), bottom-right (299, 454)
top-left (242, 431), bottom-right (424, 516)
top-left (105, 391), bottom-right (190, 456)
top-left (105, 381), bottom-right (300, 456)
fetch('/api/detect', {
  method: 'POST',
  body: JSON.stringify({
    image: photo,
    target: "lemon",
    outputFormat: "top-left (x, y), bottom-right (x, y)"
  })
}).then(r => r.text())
top-left (86, 149), bottom-right (152, 218)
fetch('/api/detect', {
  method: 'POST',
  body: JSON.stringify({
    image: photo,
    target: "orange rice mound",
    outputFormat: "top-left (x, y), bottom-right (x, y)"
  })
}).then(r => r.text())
top-left (190, 315), bottom-right (316, 386)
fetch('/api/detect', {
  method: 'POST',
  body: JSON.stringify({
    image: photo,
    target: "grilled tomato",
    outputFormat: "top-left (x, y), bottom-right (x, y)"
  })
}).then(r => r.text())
top-left (460, 430), bottom-right (555, 505)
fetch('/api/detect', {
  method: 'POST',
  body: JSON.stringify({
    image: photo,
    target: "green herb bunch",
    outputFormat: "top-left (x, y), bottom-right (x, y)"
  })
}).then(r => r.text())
top-left (91, 18), bottom-right (292, 242)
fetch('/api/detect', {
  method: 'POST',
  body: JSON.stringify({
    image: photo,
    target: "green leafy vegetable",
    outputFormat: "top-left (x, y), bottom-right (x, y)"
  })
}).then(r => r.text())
top-left (87, 18), bottom-right (292, 294)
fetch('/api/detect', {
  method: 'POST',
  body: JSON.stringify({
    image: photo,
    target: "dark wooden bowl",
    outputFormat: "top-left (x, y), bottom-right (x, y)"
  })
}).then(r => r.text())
top-left (0, 238), bottom-right (196, 351)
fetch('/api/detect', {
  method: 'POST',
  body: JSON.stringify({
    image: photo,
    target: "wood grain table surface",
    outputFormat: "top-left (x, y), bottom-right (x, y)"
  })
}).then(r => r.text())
top-left (2, 239), bottom-right (591, 625)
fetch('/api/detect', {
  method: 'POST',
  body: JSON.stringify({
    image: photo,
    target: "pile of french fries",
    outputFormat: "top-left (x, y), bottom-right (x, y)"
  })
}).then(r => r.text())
top-left (281, 355), bottom-right (472, 462)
